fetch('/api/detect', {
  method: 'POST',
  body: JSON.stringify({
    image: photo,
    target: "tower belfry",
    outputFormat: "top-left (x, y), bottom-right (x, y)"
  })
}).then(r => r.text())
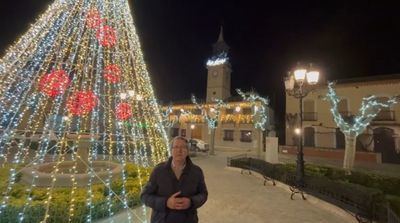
top-left (206, 26), bottom-right (232, 102)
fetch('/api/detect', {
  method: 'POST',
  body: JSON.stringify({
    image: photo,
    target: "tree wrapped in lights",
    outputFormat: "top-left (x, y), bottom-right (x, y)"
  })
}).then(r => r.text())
top-left (0, 0), bottom-right (169, 222)
top-left (161, 105), bottom-right (177, 140)
top-left (236, 89), bottom-right (269, 131)
top-left (191, 95), bottom-right (227, 155)
top-left (324, 82), bottom-right (399, 171)
top-left (236, 89), bottom-right (269, 157)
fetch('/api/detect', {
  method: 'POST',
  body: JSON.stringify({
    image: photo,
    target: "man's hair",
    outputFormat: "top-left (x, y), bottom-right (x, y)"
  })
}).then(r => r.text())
top-left (170, 136), bottom-right (189, 150)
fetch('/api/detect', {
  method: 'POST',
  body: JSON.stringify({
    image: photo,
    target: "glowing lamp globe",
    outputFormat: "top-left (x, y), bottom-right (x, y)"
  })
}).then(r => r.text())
top-left (306, 71), bottom-right (319, 85)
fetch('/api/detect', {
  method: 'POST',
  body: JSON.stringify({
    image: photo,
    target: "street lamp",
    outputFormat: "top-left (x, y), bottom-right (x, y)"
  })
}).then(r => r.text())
top-left (284, 64), bottom-right (320, 188)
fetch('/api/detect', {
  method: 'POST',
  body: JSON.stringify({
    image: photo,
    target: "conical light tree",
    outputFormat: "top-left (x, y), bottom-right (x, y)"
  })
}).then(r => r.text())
top-left (324, 82), bottom-right (398, 171)
top-left (0, 0), bottom-right (169, 222)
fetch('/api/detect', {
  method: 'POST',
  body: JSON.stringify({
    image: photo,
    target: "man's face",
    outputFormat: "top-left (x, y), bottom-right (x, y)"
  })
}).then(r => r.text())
top-left (172, 139), bottom-right (188, 163)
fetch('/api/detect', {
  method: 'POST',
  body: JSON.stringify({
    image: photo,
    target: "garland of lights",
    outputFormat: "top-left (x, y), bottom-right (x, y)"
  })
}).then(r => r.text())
top-left (324, 82), bottom-right (399, 137)
top-left (161, 105), bottom-right (176, 128)
top-left (236, 89), bottom-right (269, 131)
top-left (206, 52), bottom-right (228, 66)
top-left (0, 0), bottom-right (169, 222)
top-left (191, 95), bottom-right (227, 129)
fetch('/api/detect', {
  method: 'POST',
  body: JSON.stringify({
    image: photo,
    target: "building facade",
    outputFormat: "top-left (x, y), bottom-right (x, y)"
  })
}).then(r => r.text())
top-left (163, 27), bottom-right (274, 153)
top-left (285, 74), bottom-right (400, 164)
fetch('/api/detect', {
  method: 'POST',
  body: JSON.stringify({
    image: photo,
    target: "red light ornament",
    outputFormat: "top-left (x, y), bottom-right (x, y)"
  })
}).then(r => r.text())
top-left (103, 64), bottom-right (121, 83)
top-left (96, 25), bottom-right (117, 47)
top-left (86, 9), bottom-right (103, 29)
top-left (38, 70), bottom-right (70, 97)
top-left (116, 103), bottom-right (132, 120)
top-left (67, 91), bottom-right (97, 116)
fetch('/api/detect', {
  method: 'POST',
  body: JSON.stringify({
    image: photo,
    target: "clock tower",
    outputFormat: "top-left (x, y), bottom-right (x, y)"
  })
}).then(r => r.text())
top-left (206, 26), bottom-right (231, 102)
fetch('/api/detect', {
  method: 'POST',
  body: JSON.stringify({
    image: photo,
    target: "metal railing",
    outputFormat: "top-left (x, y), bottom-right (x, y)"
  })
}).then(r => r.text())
top-left (388, 206), bottom-right (400, 223)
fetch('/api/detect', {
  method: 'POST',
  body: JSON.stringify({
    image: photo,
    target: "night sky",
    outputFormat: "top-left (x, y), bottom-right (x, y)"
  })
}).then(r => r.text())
top-left (1, 0), bottom-right (400, 127)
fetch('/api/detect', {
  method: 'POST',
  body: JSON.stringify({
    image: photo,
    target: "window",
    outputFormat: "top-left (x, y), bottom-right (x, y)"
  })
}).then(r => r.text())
top-left (303, 99), bottom-right (317, 121)
top-left (223, 130), bottom-right (234, 141)
top-left (240, 130), bottom-right (252, 142)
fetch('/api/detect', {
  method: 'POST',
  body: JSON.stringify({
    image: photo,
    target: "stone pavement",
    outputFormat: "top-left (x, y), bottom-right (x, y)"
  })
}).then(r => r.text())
top-left (97, 151), bottom-right (356, 223)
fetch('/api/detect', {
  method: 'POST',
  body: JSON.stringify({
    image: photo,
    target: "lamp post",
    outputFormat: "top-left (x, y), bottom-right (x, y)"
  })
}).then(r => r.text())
top-left (284, 64), bottom-right (320, 187)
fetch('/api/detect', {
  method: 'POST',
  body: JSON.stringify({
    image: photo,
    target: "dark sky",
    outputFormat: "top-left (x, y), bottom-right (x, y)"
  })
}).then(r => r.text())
top-left (1, 0), bottom-right (400, 112)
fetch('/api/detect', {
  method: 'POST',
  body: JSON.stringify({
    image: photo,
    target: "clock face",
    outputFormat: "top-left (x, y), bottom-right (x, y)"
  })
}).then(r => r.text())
top-left (212, 71), bottom-right (218, 77)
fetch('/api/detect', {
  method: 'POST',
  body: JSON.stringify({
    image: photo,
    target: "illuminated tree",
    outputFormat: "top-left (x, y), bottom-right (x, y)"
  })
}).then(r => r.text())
top-left (236, 89), bottom-right (269, 157)
top-left (191, 95), bottom-right (227, 155)
top-left (324, 82), bottom-right (399, 171)
top-left (0, 0), bottom-right (168, 222)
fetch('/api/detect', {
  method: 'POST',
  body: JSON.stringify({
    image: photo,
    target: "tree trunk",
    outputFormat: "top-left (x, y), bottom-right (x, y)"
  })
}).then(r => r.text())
top-left (343, 134), bottom-right (357, 172)
top-left (209, 128), bottom-right (216, 155)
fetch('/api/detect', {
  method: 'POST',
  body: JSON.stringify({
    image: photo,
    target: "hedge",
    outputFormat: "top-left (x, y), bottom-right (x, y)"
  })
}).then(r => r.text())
top-left (0, 163), bottom-right (150, 223)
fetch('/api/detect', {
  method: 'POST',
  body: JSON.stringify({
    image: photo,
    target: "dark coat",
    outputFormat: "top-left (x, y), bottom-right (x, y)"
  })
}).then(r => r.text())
top-left (140, 157), bottom-right (208, 223)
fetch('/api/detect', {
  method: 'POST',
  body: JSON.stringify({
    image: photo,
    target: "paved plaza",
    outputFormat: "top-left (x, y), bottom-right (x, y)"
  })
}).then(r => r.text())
top-left (97, 152), bottom-right (356, 223)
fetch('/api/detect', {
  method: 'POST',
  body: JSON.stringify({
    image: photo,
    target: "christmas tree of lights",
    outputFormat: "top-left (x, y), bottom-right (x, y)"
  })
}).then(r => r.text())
top-left (0, 0), bottom-right (169, 222)
top-left (191, 95), bottom-right (227, 155)
top-left (324, 82), bottom-right (399, 171)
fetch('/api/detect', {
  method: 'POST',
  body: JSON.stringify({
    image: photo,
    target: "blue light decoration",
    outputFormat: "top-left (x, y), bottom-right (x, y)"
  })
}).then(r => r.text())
top-left (0, 0), bottom-right (169, 222)
top-left (206, 52), bottom-right (228, 66)
top-left (324, 82), bottom-right (399, 171)
top-left (236, 89), bottom-right (269, 131)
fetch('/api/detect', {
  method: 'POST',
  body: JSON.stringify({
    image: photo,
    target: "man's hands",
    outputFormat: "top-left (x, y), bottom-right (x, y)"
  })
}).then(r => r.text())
top-left (166, 191), bottom-right (191, 210)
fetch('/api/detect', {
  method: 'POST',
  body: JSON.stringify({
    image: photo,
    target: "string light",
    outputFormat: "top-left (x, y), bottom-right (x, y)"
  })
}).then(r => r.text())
top-left (236, 89), bottom-right (269, 131)
top-left (206, 52), bottom-right (228, 66)
top-left (324, 82), bottom-right (399, 137)
top-left (0, 0), bottom-right (169, 222)
top-left (191, 95), bottom-right (227, 129)
top-left (324, 82), bottom-right (399, 170)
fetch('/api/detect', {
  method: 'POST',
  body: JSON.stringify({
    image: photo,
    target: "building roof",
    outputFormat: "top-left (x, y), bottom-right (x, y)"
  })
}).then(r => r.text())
top-left (331, 73), bottom-right (400, 86)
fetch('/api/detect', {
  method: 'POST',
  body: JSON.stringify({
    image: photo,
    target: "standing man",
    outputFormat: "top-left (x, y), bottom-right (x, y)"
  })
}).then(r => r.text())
top-left (141, 136), bottom-right (208, 223)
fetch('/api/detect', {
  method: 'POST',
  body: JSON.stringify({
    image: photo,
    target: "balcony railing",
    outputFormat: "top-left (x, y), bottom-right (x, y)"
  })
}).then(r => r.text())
top-left (302, 112), bottom-right (317, 121)
top-left (373, 110), bottom-right (395, 121)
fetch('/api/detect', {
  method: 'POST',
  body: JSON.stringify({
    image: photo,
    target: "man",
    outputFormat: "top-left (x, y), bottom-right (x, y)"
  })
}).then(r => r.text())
top-left (141, 136), bottom-right (208, 223)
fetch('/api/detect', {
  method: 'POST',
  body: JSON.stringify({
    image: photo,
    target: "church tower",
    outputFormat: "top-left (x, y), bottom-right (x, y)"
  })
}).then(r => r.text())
top-left (206, 26), bottom-right (231, 102)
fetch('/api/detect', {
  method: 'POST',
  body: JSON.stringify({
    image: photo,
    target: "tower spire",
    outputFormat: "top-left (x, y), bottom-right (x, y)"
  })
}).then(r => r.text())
top-left (212, 25), bottom-right (229, 55)
top-left (217, 25), bottom-right (224, 42)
